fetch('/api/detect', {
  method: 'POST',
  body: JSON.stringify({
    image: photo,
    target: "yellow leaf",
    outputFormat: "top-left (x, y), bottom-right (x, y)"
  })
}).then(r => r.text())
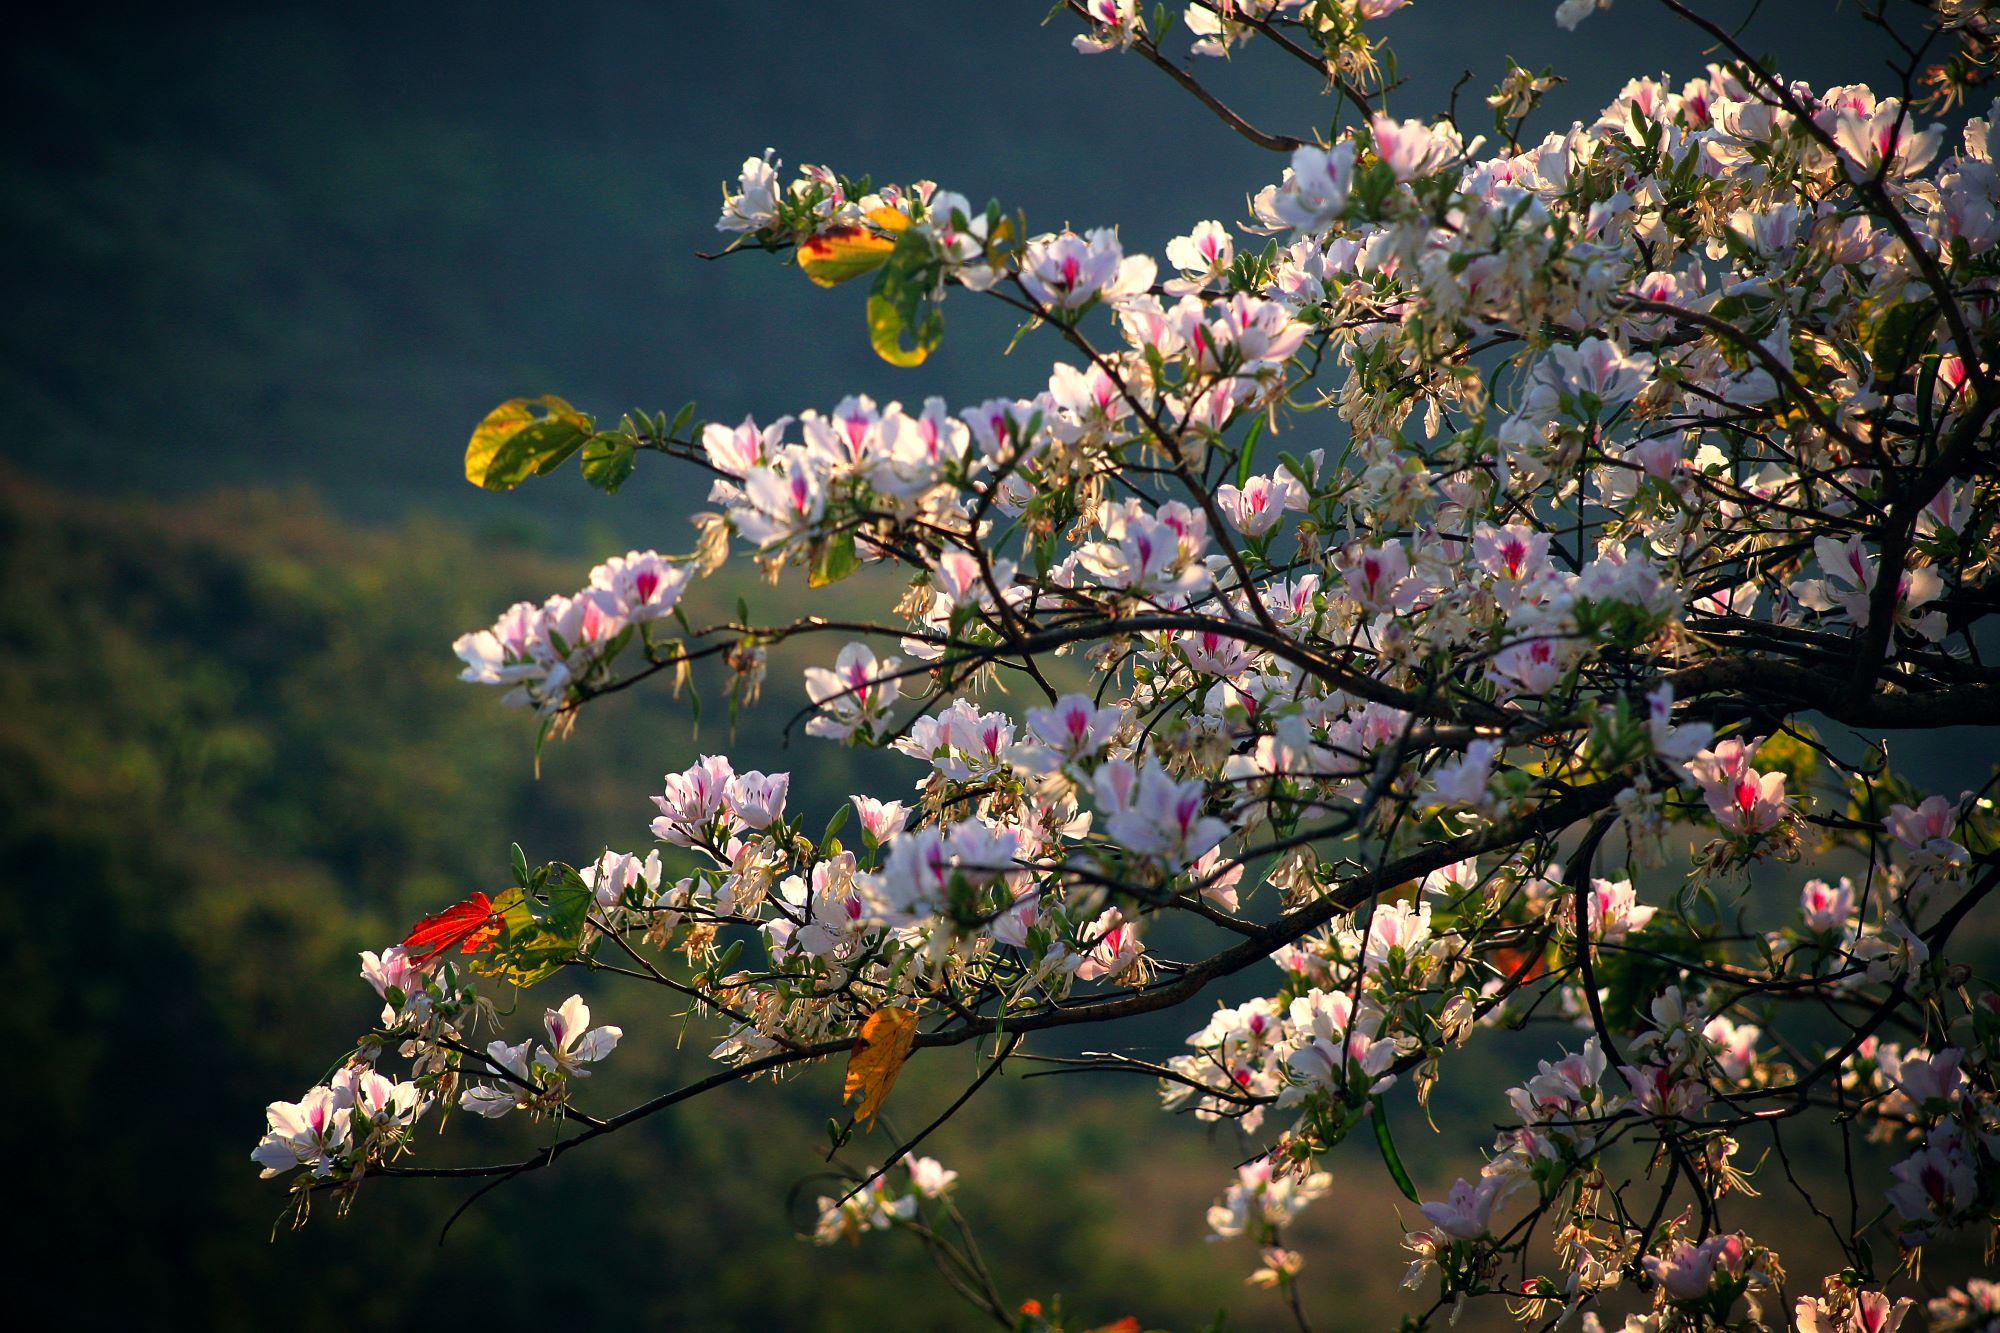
top-left (464, 395), bottom-right (590, 488)
top-left (796, 210), bottom-right (908, 287)
top-left (864, 206), bottom-right (912, 234)
top-left (465, 398), bottom-right (537, 486)
top-left (842, 1006), bottom-right (917, 1129)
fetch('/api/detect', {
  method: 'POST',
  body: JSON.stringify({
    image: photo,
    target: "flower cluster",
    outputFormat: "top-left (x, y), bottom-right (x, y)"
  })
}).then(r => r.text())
top-left (453, 549), bottom-right (690, 717)
top-left (810, 1155), bottom-right (959, 1246)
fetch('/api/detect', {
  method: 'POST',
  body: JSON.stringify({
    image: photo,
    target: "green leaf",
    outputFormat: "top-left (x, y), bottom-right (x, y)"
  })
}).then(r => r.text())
top-left (1870, 300), bottom-right (1935, 384)
top-left (496, 419), bottom-right (591, 485)
top-left (541, 865), bottom-right (595, 933)
top-left (465, 396), bottom-right (593, 491)
top-left (1350, 159), bottom-right (1400, 216)
top-left (820, 801), bottom-right (852, 852)
top-left (866, 229), bottom-right (945, 367)
top-left (712, 938), bottom-right (745, 980)
top-left (580, 436), bottom-right (637, 493)
top-left (1235, 416), bottom-right (1264, 489)
top-left (468, 869), bottom-right (594, 988)
top-left (1371, 1096), bottom-right (1421, 1204)
top-left (867, 290), bottom-right (941, 367)
top-left (809, 530), bottom-right (860, 588)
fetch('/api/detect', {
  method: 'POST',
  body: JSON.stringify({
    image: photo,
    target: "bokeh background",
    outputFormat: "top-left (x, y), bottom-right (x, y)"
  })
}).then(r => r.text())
top-left (7, 2), bottom-right (1983, 1329)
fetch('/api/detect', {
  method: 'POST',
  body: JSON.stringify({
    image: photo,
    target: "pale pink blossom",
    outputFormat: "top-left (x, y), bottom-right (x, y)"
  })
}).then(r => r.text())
top-left (1419, 1174), bottom-right (1509, 1240)
top-left (1800, 877), bottom-right (1856, 932)
top-left (851, 795), bottom-right (910, 842)
top-left (1216, 470), bottom-right (1307, 538)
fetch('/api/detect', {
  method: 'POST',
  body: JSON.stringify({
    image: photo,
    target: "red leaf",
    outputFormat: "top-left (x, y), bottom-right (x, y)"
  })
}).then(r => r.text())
top-left (1489, 942), bottom-right (1548, 984)
top-left (402, 892), bottom-right (500, 964)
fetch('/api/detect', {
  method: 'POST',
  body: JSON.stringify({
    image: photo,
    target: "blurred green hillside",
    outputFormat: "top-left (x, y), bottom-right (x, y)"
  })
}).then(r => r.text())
top-left (2, 470), bottom-right (1435, 1329)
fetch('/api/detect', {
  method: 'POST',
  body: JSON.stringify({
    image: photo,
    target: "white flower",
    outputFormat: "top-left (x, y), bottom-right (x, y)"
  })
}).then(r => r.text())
top-left (851, 795), bottom-right (910, 842)
top-left (1702, 1015), bottom-right (1760, 1082)
top-left (1421, 857), bottom-right (1482, 899)
top-left (1100, 760), bottom-right (1230, 871)
top-left (1644, 685), bottom-right (1713, 776)
top-left (725, 769), bottom-right (790, 830)
top-left (1216, 470), bottom-right (1307, 537)
top-left (864, 820), bottom-right (1021, 925)
top-left (1341, 539), bottom-right (1414, 613)
top-left (1072, 907), bottom-right (1144, 981)
top-left (459, 1038), bottom-right (536, 1118)
top-left (1072, 0), bottom-right (1144, 53)
top-left (652, 754), bottom-right (738, 848)
top-left (1284, 989), bottom-right (1397, 1095)
top-left (1830, 97), bottom-right (1941, 182)
top-left (1018, 693), bottom-right (1126, 772)
top-left (923, 190), bottom-right (1005, 291)
top-left (1879, 1046), bottom-right (1964, 1107)
top-left (1430, 741), bottom-right (1501, 812)
top-left (1576, 878), bottom-right (1655, 943)
top-left (804, 643), bottom-right (902, 741)
top-left (702, 413), bottom-right (790, 479)
top-left (1076, 502), bottom-right (1212, 603)
top-left (1552, 337), bottom-right (1654, 408)
top-left (252, 1084), bottom-right (353, 1178)
top-left (1885, 1131), bottom-right (1976, 1226)
top-left (360, 946), bottom-right (426, 1026)
top-left (1793, 536), bottom-right (1946, 641)
top-left (1369, 114), bottom-right (1461, 181)
top-left (1885, 794), bottom-right (1968, 866)
top-left (587, 550), bottom-right (690, 624)
top-left (1270, 143), bottom-right (1357, 232)
top-left (1020, 228), bottom-right (1155, 311)
top-left (1164, 219), bottom-right (1234, 293)
top-left (1361, 899), bottom-right (1432, 974)
top-left (1796, 1290), bottom-right (1914, 1333)
top-left (1419, 1174), bottom-right (1510, 1240)
top-left (540, 995), bottom-right (622, 1078)
top-left (1554, 0), bottom-right (1610, 30)
top-left (907, 1156), bottom-right (959, 1197)
top-left (1642, 1235), bottom-right (1744, 1302)
top-left (717, 149), bottom-right (782, 233)
top-left (728, 447), bottom-right (826, 549)
top-left (584, 848), bottom-right (664, 916)
top-left (1800, 877), bottom-right (1856, 933)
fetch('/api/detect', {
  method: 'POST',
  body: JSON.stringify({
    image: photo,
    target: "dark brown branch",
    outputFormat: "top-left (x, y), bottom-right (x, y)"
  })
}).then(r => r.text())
top-left (1666, 655), bottom-right (2000, 729)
